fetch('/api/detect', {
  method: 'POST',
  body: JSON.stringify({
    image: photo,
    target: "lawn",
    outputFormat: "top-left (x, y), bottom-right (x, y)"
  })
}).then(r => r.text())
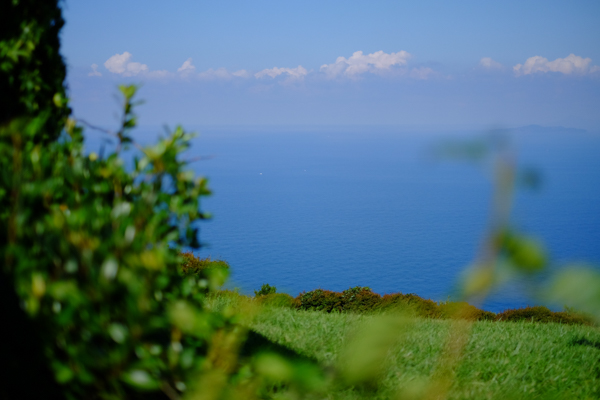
top-left (209, 294), bottom-right (600, 399)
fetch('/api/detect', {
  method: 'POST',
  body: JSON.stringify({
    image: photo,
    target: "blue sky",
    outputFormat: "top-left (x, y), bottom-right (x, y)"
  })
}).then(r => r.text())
top-left (61, 0), bottom-right (600, 129)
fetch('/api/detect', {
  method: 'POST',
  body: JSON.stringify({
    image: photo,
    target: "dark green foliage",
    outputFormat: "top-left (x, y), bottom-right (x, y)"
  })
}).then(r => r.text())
top-left (495, 306), bottom-right (593, 325)
top-left (254, 283), bottom-right (277, 297)
top-left (1, 2), bottom-right (70, 398)
top-left (0, 0), bottom-right (69, 142)
top-left (0, 86), bottom-right (227, 398)
top-left (341, 286), bottom-right (381, 313)
top-left (297, 289), bottom-right (344, 312)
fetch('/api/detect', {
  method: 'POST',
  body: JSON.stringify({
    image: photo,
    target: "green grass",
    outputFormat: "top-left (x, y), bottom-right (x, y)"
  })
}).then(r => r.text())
top-left (206, 292), bottom-right (600, 399)
top-left (253, 307), bottom-right (600, 399)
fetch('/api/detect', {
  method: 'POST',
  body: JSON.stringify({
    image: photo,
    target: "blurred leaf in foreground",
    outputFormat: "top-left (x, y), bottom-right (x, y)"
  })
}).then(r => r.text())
top-left (545, 265), bottom-right (600, 322)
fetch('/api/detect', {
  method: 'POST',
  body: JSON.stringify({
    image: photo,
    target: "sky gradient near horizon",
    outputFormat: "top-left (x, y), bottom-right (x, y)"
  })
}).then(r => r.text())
top-left (61, 0), bottom-right (600, 130)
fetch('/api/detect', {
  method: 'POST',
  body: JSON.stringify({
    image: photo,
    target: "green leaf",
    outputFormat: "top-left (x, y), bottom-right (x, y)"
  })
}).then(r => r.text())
top-left (500, 231), bottom-right (547, 272)
top-left (108, 323), bottom-right (128, 344)
top-left (254, 353), bottom-right (293, 381)
top-left (121, 370), bottom-right (160, 391)
top-left (545, 266), bottom-right (600, 321)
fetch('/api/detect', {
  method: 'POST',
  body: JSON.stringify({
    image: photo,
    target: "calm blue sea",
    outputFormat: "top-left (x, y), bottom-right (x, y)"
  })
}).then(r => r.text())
top-left (87, 125), bottom-right (600, 312)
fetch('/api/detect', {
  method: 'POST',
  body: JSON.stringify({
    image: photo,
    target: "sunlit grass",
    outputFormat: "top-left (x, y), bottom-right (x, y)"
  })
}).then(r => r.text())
top-left (241, 299), bottom-right (600, 399)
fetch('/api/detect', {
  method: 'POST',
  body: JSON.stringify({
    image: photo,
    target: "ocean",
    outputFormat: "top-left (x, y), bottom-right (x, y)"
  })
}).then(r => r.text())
top-left (87, 125), bottom-right (600, 312)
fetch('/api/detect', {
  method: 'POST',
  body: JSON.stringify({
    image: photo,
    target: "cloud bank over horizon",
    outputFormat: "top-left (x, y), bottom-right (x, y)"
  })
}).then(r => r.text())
top-left (74, 50), bottom-right (600, 130)
top-left (95, 50), bottom-right (444, 82)
top-left (95, 50), bottom-right (600, 85)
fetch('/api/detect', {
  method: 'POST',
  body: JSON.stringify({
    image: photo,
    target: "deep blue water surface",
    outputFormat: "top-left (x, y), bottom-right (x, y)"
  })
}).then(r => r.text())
top-left (87, 126), bottom-right (600, 312)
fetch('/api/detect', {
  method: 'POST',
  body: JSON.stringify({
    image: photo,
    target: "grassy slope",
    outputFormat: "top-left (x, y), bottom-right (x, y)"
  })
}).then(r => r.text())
top-left (250, 306), bottom-right (600, 399)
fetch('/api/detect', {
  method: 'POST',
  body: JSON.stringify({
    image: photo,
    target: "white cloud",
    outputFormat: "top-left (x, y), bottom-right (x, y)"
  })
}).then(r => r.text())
top-left (88, 63), bottom-right (102, 77)
top-left (479, 57), bottom-right (504, 70)
top-left (198, 67), bottom-right (250, 80)
top-left (254, 65), bottom-right (308, 80)
top-left (104, 52), bottom-right (149, 76)
top-left (103, 52), bottom-right (172, 78)
top-left (320, 50), bottom-right (412, 79)
top-left (177, 58), bottom-right (196, 75)
top-left (513, 54), bottom-right (597, 76)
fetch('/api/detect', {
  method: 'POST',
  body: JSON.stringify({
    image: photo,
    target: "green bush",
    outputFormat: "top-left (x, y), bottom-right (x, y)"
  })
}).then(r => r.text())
top-left (297, 289), bottom-right (344, 312)
top-left (254, 283), bottom-right (277, 297)
top-left (294, 288), bottom-right (502, 323)
top-left (378, 293), bottom-right (443, 318)
top-left (257, 293), bottom-right (295, 308)
top-left (297, 288), bottom-right (445, 317)
top-left (341, 286), bottom-right (382, 313)
top-left (0, 85), bottom-right (233, 398)
top-left (439, 301), bottom-right (496, 321)
top-left (495, 306), bottom-right (593, 325)
top-left (0, 0), bottom-right (69, 141)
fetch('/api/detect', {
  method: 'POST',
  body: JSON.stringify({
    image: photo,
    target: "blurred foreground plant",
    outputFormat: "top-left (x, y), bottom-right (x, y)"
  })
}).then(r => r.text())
top-left (1, 4), bottom-right (327, 398)
top-left (1, 83), bottom-right (232, 398)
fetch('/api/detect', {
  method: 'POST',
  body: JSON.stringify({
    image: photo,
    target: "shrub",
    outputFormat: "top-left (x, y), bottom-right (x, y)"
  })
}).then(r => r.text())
top-left (293, 286), bottom-right (590, 326)
top-left (378, 293), bottom-right (442, 319)
top-left (296, 289), bottom-right (344, 313)
top-left (341, 286), bottom-right (382, 313)
top-left (0, 86), bottom-right (230, 398)
top-left (254, 283), bottom-right (277, 297)
top-left (180, 252), bottom-right (230, 275)
top-left (258, 293), bottom-right (295, 308)
top-left (495, 306), bottom-right (592, 325)
top-left (439, 301), bottom-right (496, 321)
top-left (562, 306), bottom-right (596, 326)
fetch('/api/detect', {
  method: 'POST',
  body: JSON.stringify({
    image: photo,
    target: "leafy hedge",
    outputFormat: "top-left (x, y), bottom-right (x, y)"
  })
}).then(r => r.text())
top-left (293, 287), bottom-right (590, 325)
